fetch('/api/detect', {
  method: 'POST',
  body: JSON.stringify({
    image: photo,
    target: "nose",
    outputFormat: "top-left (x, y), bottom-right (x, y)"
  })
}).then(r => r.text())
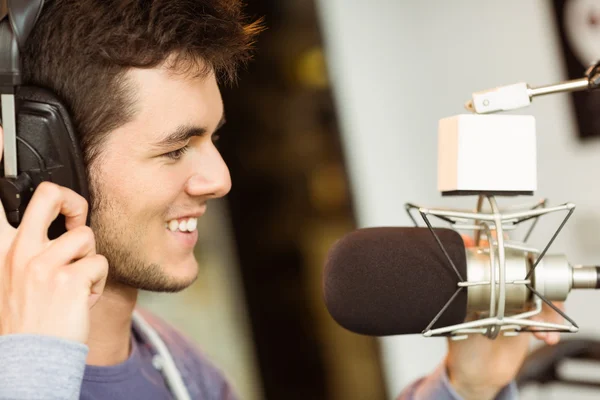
top-left (185, 146), bottom-right (231, 199)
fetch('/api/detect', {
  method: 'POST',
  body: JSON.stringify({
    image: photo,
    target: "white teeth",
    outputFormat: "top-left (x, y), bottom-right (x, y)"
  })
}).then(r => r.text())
top-left (179, 219), bottom-right (188, 232)
top-left (166, 217), bottom-right (198, 232)
top-left (168, 220), bottom-right (179, 232)
top-left (186, 217), bottom-right (197, 232)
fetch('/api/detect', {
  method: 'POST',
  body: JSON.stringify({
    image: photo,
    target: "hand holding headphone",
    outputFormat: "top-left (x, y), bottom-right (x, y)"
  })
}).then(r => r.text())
top-left (0, 0), bottom-right (108, 344)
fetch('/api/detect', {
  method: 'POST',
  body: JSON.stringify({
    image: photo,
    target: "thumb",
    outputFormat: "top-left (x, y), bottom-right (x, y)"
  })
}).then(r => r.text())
top-left (461, 234), bottom-right (475, 248)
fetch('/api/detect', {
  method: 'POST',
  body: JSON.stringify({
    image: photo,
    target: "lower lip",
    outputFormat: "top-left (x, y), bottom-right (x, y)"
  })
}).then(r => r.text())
top-left (167, 229), bottom-right (199, 248)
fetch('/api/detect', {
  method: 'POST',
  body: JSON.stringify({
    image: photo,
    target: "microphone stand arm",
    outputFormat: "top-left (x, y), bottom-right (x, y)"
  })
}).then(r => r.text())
top-left (465, 60), bottom-right (600, 114)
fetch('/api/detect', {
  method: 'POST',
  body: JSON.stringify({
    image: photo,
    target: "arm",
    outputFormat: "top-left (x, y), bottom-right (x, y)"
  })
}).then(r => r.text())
top-left (396, 363), bottom-right (518, 400)
top-left (0, 335), bottom-right (87, 400)
top-left (395, 304), bottom-right (562, 400)
top-left (0, 129), bottom-right (108, 399)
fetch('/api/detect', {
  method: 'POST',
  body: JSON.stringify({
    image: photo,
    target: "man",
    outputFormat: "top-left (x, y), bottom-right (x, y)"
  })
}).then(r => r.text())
top-left (0, 0), bottom-right (262, 399)
top-left (0, 1), bottom-right (562, 399)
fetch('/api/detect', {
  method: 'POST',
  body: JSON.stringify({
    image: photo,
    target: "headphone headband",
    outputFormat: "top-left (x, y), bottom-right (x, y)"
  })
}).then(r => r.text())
top-left (0, 0), bottom-right (44, 88)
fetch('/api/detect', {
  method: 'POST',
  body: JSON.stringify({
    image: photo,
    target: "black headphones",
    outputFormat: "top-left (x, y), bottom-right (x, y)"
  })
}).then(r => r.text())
top-left (0, 0), bottom-right (89, 239)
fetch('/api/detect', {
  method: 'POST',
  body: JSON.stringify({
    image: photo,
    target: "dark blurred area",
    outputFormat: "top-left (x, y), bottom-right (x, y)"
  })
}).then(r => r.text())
top-left (218, 0), bottom-right (387, 399)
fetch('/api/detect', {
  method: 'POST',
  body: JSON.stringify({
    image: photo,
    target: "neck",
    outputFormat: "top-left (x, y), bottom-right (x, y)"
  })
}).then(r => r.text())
top-left (86, 281), bottom-right (138, 366)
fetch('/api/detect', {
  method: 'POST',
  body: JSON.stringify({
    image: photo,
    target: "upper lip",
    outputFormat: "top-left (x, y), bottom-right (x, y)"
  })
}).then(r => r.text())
top-left (167, 208), bottom-right (206, 221)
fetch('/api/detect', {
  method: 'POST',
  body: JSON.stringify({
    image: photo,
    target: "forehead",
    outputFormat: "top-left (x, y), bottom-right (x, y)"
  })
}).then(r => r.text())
top-left (110, 65), bottom-right (224, 147)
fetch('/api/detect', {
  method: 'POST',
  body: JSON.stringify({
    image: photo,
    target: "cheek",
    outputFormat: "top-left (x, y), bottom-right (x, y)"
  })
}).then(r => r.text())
top-left (94, 150), bottom-right (192, 222)
top-left (158, 165), bottom-right (191, 194)
top-left (139, 165), bottom-right (190, 217)
top-left (95, 162), bottom-right (181, 221)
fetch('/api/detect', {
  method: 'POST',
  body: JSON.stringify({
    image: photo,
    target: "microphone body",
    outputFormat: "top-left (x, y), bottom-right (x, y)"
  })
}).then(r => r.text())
top-left (323, 227), bottom-right (599, 337)
top-left (465, 248), bottom-right (599, 314)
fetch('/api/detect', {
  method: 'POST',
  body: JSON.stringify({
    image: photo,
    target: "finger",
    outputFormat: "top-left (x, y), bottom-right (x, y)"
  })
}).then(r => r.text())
top-left (16, 182), bottom-right (88, 245)
top-left (40, 225), bottom-right (97, 265)
top-left (461, 235), bottom-right (475, 248)
top-left (533, 331), bottom-right (547, 341)
top-left (543, 302), bottom-right (564, 345)
top-left (18, 226), bottom-right (97, 281)
top-left (461, 235), bottom-right (489, 248)
top-left (537, 302), bottom-right (565, 325)
top-left (534, 331), bottom-right (560, 345)
top-left (546, 332), bottom-right (561, 345)
top-left (544, 301), bottom-right (565, 316)
top-left (531, 302), bottom-right (565, 343)
top-left (68, 254), bottom-right (108, 309)
top-left (88, 255), bottom-right (109, 309)
top-left (533, 331), bottom-right (560, 345)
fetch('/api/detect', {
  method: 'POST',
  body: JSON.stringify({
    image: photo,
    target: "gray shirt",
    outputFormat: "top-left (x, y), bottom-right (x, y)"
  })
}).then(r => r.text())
top-left (0, 309), bottom-right (236, 400)
top-left (0, 308), bottom-right (516, 399)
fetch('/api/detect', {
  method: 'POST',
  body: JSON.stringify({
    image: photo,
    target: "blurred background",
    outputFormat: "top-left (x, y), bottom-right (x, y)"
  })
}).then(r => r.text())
top-left (139, 0), bottom-right (600, 399)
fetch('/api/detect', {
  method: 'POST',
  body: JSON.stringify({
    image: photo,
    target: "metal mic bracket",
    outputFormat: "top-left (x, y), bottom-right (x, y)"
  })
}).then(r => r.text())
top-left (405, 195), bottom-right (579, 340)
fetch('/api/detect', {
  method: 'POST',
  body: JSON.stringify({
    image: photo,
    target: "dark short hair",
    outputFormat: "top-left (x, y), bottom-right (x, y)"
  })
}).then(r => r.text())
top-left (21, 0), bottom-right (263, 169)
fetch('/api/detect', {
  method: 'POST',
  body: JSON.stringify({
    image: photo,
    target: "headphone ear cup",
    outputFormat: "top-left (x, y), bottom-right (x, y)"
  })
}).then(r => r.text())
top-left (0, 3), bottom-right (90, 240)
top-left (8, 86), bottom-right (90, 239)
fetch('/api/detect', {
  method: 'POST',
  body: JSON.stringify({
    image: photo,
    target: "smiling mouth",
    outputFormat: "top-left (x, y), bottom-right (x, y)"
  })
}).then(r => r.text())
top-left (165, 217), bottom-right (198, 233)
top-left (165, 218), bottom-right (199, 249)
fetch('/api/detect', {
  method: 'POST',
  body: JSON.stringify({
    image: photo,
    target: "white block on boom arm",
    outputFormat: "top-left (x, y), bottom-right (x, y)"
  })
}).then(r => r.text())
top-left (438, 114), bottom-right (537, 196)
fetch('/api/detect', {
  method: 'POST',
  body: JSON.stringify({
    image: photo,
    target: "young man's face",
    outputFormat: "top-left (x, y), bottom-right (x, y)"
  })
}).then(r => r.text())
top-left (89, 63), bottom-right (231, 292)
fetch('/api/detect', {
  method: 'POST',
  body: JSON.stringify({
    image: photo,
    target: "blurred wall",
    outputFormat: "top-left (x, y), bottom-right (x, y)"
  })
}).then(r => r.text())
top-left (316, 0), bottom-right (600, 399)
top-left (217, 0), bottom-right (388, 395)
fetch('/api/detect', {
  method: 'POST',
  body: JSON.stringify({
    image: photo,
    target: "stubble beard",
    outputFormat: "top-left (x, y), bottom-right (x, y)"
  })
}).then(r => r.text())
top-left (89, 183), bottom-right (197, 293)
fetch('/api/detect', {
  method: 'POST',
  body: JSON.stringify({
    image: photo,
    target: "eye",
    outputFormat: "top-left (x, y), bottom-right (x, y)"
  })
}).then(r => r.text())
top-left (163, 145), bottom-right (190, 160)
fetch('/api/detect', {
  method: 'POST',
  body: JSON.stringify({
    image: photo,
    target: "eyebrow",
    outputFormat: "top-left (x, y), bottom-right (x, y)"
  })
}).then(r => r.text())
top-left (151, 113), bottom-right (226, 150)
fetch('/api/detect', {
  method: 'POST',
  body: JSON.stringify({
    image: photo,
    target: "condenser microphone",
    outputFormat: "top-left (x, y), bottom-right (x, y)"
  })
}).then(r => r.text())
top-left (323, 227), bottom-right (600, 337)
top-left (324, 60), bottom-right (600, 339)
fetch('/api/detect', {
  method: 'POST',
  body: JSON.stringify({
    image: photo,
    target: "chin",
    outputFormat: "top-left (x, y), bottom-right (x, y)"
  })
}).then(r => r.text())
top-left (167, 261), bottom-right (199, 285)
top-left (156, 258), bottom-right (200, 292)
top-left (109, 256), bottom-right (199, 293)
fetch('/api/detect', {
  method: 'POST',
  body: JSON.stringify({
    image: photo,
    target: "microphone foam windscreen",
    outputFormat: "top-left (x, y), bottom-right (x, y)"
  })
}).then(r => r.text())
top-left (323, 227), bottom-right (467, 336)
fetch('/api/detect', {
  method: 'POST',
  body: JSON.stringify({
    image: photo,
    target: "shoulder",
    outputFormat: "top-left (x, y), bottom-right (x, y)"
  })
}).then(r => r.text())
top-left (134, 308), bottom-right (237, 399)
